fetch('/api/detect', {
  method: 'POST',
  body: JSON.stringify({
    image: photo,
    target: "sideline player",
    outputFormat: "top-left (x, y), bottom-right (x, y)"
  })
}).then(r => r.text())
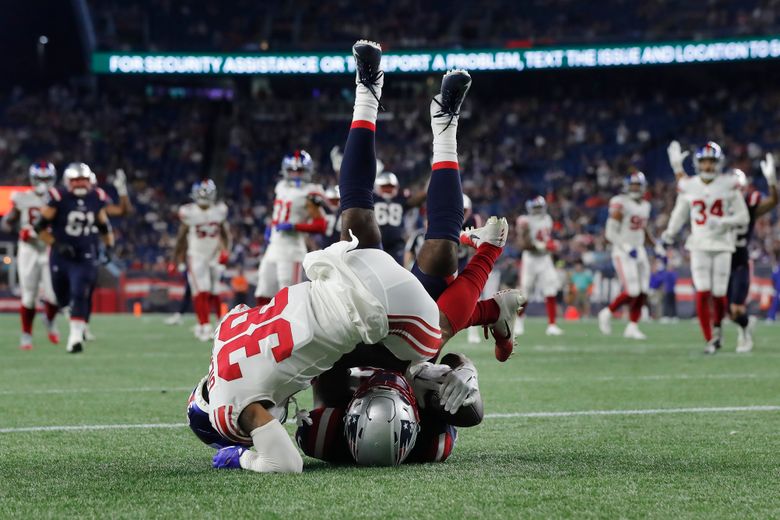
top-left (598, 172), bottom-right (654, 340)
top-left (173, 179), bottom-right (231, 342)
top-left (191, 44), bottom-right (523, 473)
top-left (34, 163), bottom-right (114, 353)
top-left (728, 156), bottom-right (777, 352)
top-left (373, 171), bottom-right (426, 265)
top-left (515, 196), bottom-right (563, 336)
top-left (254, 151), bottom-right (326, 307)
top-left (0, 162), bottom-right (60, 350)
top-left (660, 142), bottom-right (749, 353)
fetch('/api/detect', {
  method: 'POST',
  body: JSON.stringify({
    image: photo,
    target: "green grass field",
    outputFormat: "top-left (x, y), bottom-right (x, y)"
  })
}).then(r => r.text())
top-left (1, 314), bottom-right (779, 519)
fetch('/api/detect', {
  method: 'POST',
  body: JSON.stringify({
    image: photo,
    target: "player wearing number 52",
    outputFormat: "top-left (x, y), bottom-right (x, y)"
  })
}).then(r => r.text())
top-left (34, 163), bottom-right (115, 354)
top-left (254, 150), bottom-right (326, 308)
top-left (660, 141), bottom-right (749, 353)
top-left (174, 180), bottom-right (231, 342)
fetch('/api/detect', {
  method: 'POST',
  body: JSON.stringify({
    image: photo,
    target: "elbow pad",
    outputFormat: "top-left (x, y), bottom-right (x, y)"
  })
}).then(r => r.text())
top-left (240, 420), bottom-right (303, 473)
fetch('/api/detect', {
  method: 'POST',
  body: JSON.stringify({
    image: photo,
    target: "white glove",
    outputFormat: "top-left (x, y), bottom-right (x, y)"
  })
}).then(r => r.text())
top-left (406, 361), bottom-right (450, 409)
top-left (330, 146), bottom-right (343, 174)
top-left (667, 140), bottom-right (690, 174)
top-left (761, 152), bottom-right (776, 187)
top-left (113, 168), bottom-right (128, 197)
top-left (660, 230), bottom-right (675, 245)
top-left (439, 364), bottom-right (479, 413)
top-left (653, 241), bottom-right (667, 259)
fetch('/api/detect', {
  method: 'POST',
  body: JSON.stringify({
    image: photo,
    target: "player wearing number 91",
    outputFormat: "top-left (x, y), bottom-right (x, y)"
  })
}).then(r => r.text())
top-left (34, 163), bottom-right (115, 354)
top-left (660, 142), bottom-right (749, 353)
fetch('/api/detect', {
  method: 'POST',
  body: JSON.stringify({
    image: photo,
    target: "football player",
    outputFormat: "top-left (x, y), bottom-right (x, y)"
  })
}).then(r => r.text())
top-left (34, 163), bottom-right (114, 353)
top-left (318, 186), bottom-right (342, 249)
top-left (173, 180), bottom-right (231, 342)
top-left (0, 162), bottom-right (61, 350)
top-left (728, 156), bottom-right (777, 352)
top-left (514, 196), bottom-right (564, 336)
top-left (660, 142), bottom-right (750, 353)
top-left (373, 171), bottom-right (426, 265)
top-left (189, 44), bottom-right (523, 473)
top-left (254, 150), bottom-right (326, 307)
top-left (598, 172), bottom-right (654, 340)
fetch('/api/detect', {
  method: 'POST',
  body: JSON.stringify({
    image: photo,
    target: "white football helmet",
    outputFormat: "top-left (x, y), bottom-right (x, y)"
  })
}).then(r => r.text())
top-left (29, 161), bottom-right (56, 195)
top-left (623, 171), bottom-right (647, 200)
top-left (374, 172), bottom-right (399, 200)
top-left (281, 150), bottom-right (314, 183)
top-left (191, 179), bottom-right (217, 206)
top-left (694, 141), bottom-right (724, 181)
top-left (345, 370), bottom-right (420, 466)
top-left (525, 195), bottom-right (547, 215)
top-left (63, 162), bottom-right (93, 197)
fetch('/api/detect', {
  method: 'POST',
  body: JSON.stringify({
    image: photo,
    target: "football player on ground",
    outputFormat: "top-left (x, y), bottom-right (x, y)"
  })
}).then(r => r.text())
top-left (254, 151), bottom-right (326, 307)
top-left (660, 142), bottom-right (749, 354)
top-left (173, 180), bottom-right (231, 342)
top-left (728, 156), bottom-right (777, 352)
top-left (515, 196), bottom-right (564, 336)
top-left (598, 172), bottom-right (655, 340)
top-left (34, 163), bottom-right (114, 353)
top-left (186, 43), bottom-right (523, 473)
top-left (0, 162), bottom-right (60, 350)
top-left (373, 170), bottom-right (426, 265)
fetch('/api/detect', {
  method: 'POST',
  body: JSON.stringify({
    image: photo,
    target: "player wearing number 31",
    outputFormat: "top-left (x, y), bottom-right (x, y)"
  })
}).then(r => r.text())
top-left (34, 163), bottom-right (115, 354)
top-left (174, 180), bottom-right (231, 342)
top-left (660, 141), bottom-right (749, 354)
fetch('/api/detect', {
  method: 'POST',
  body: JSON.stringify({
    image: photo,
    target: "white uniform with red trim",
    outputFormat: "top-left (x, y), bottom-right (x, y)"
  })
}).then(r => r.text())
top-left (517, 214), bottom-right (558, 298)
top-left (665, 174), bottom-right (750, 295)
top-left (608, 194), bottom-right (651, 297)
top-left (179, 202), bottom-right (228, 294)
top-left (208, 236), bottom-right (441, 444)
top-left (255, 180), bottom-right (325, 298)
top-left (11, 190), bottom-right (56, 307)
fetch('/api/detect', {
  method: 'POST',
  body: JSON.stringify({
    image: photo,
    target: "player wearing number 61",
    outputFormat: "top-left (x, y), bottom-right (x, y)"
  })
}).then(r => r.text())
top-left (34, 163), bottom-right (115, 354)
top-left (660, 141), bottom-right (749, 354)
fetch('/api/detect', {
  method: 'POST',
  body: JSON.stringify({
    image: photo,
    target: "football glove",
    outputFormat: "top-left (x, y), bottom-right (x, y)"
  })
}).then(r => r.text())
top-left (275, 222), bottom-right (294, 232)
top-left (660, 230), bottom-right (675, 245)
top-left (761, 152), bottom-right (776, 187)
top-left (218, 249), bottom-right (229, 265)
top-left (113, 168), bottom-right (128, 197)
top-left (213, 446), bottom-right (246, 469)
top-left (667, 140), bottom-right (690, 174)
top-left (19, 227), bottom-right (36, 242)
top-left (330, 146), bottom-right (343, 174)
top-left (439, 363), bottom-right (479, 414)
top-left (653, 241), bottom-right (668, 259)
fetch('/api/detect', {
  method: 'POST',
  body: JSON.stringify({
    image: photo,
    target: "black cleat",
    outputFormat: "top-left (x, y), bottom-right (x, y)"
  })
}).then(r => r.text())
top-left (432, 69), bottom-right (472, 131)
top-left (68, 342), bottom-right (83, 354)
top-left (352, 39), bottom-right (384, 110)
top-left (703, 337), bottom-right (721, 355)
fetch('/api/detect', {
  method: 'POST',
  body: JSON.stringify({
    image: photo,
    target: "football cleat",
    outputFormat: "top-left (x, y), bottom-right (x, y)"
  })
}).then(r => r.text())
top-left (704, 337), bottom-right (721, 355)
top-left (623, 322), bottom-right (646, 340)
top-left (460, 216), bottom-right (508, 249)
top-left (83, 326), bottom-right (96, 342)
top-left (545, 324), bottom-right (564, 336)
top-left (165, 312), bottom-right (183, 326)
top-left (352, 40), bottom-right (384, 108)
top-left (432, 69), bottom-right (471, 132)
top-left (485, 289), bottom-right (527, 362)
top-left (47, 330), bottom-right (60, 345)
top-left (196, 323), bottom-right (213, 342)
top-left (736, 316), bottom-right (756, 353)
top-left (67, 341), bottom-right (83, 354)
top-left (20, 333), bottom-right (33, 351)
top-left (597, 307), bottom-right (612, 335)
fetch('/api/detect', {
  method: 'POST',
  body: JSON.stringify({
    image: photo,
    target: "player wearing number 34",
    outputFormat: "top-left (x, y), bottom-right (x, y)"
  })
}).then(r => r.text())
top-left (660, 141), bottom-right (749, 353)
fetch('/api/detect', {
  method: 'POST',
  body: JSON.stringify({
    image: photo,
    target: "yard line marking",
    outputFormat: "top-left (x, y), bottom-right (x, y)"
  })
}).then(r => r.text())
top-left (1, 405), bottom-right (778, 433)
top-left (0, 386), bottom-right (193, 396)
top-left (494, 373), bottom-right (763, 383)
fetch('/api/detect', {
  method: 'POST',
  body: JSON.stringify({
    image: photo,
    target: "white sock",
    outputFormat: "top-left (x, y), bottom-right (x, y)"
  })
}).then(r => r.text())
top-left (431, 98), bottom-right (458, 164)
top-left (353, 84), bottom-right (381, 124)
top-left (69, 319), bottom-right (85, 344)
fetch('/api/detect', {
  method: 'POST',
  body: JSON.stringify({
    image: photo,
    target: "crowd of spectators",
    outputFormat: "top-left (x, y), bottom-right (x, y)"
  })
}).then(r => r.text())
top-left (1, 75), bottom-right (779, 285)
top-left (89, 0), bottom-right (780, 52)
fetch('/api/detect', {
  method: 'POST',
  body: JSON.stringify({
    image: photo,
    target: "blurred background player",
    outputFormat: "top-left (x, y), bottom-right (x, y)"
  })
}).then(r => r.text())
top-left (661, 142), bottom-right (749, 354)
top-left (598, 172), bottom-right (654, 340)
top-left (318, 186), bottom-right (342, 249)
top-left (174, 179), bottom-right (231, 342)
top-left (35, 162), bottom-right (114, 353)
top-left (728, 155), bottom-right (777, 352)
top-left (254, 150), bottom-right (326, 307)
top-left (1, 161), bottom-right (60, 350)
top-left (515, 196), bottom-right (563, 336)
top-left (373, 170), bottom-right (426, 265)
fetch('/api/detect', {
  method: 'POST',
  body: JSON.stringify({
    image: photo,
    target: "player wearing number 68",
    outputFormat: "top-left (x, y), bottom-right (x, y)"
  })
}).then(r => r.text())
top-left (660, 141), bottom-right (750, 353)
top-left (34, 162), bottom-right (115, 354)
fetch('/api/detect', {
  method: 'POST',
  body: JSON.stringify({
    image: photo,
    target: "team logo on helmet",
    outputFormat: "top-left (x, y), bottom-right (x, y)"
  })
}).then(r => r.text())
top-left (694, 141), bottom-right (725, 180)
top-left (29, 161), bottom-right (56, 195)
top-left (191, 179), bottom-right (218, 206)
top-left (281, 150), bottom-right (314, 184)
top-left (623, 171), bottom-right (647, 200)
top-left (186, 376), bottom-right (252, 450)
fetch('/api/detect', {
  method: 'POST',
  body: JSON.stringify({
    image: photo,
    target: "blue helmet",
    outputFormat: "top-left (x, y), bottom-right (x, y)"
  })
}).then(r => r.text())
top-left (186, 376), bottom-right (252, 449)
top-left (525, 195), bottom-right (546, 215)
top-left (29, 161), bottom-right (57, 195)
top-left (694, 141), bottom-right (724, 179)
top-left (623, 171), bottom-right (647, 200)
top-left (281, 150), bottom-right (314, 182)
top-left (191, 179), bottom-right (217, 206)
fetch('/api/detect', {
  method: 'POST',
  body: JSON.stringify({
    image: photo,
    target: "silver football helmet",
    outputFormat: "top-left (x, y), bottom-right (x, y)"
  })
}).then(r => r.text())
top-left (281, 150), bottom-right (314, 182)
top-left (374, 172), bottom-right (399, 200)
top-left (623, 171), bottom-right (647, 200)
top-left (29, 161), bottom-right (56, 195)
top-left (694, 141), bottom-right (724, 181)
top-left (191, 179), bottom-right (217, 206)
top-left (525, 195), bottom-right (547, 215)
top-left (344, 370), bottom-right (420, 466)
top-left (63, 162), bottom-right (93, 197)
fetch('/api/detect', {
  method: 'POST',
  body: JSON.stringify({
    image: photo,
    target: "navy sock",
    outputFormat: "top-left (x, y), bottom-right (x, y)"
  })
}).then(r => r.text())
top-left (734, 312), bottom-right (749, 329)
top-left (339, 122), bottom-right (377, 211)
top-left (412, 262), bottom-right (452, 300)
top-left (424, 161), bottom-right (463, 242)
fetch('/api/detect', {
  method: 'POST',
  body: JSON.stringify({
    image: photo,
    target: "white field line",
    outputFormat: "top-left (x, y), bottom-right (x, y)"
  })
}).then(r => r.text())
top-left (1, 405), bottom-right (778, 434)
top-left (0, 386), bottom-right (193, 396)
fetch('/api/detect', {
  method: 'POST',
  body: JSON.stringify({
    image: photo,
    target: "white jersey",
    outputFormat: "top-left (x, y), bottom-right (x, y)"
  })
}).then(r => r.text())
top-left (518, 213), bottom-right (553, 255)
top-left (179, 202), bottom-right (228, 259)
top-left (208, 237), bottom-right (441, 444)
top-left (265, 180), bottom-right (324, 261)
top-left (11, 189), bottom-right (47, 251)
top-left (666, 174), bottom-right (749, 252)
top-left (608, 194), bottom-right (651, 249)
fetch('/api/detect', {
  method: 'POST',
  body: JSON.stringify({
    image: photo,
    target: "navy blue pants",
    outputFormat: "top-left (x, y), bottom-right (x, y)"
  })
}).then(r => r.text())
top-left (50, 251), bottom-right (98, 320)
top-left (727, 264), bottom-right (750, 306)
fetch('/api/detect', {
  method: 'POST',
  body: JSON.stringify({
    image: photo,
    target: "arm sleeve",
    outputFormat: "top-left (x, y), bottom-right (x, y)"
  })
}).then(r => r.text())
top-left (720, 191), bottom-right (750, 227)
top-left (294, 217), bottom-right (327, 234)
top-left (238, 420), bottom-right (303, 473)
top-left (664, 194), bottom-right (690, 239)
top-left (604, 217), bottom-right (622, 247)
